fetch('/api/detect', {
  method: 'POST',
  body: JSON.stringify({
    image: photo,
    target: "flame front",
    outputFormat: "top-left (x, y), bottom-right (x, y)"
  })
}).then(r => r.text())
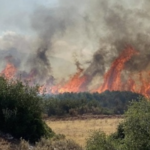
top-left (94, 46), bottom-right (150, 98)
top-left (1, 46), bottom-right (150, 98)
top-left (1, 63), bottom-right (17, 79)
top-left (96, 46), bottom-right (138, 93)
top-left (50, 68), bottom-right (87, 94)
top-left (127, 71), bottom-right (150, 98)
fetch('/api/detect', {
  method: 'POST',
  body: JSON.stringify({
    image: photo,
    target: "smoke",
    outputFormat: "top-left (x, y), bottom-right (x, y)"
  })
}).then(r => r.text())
top-left (78, 0), bottom-right (150, 78)
top-left (1, 0), bottom-right (150, 88)
top-left (28, 4), bottom-right (81, 84)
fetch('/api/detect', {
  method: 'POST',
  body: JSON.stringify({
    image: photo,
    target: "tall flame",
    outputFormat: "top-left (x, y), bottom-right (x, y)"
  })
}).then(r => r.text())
top-left (135, 71), bottom-right (150, 97)
top-left (1, 46), bottom-right (150, 98)
top-left (96, 46), bottom-right (138, 93)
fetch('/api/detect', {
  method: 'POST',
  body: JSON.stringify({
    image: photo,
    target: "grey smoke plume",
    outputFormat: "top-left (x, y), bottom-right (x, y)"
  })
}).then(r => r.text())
top-left (1, 0), bottom-right (150, 89)
top-left (29, 5), bottom-right (79, 83)
top-left (81, 0), bottom-right (150, 79)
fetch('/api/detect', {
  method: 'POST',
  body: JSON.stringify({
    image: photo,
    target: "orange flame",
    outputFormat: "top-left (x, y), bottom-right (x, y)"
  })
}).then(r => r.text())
top-left (137, 71), bottom-right (150, 97)
top-left (50, 68), bottom-right (87, 94)
top-left (1, 46), bottom-right (150, 98)
top-left (1, 63), bottom-right (17, 79)
top-left (96, 46), bottom-right (138, 93)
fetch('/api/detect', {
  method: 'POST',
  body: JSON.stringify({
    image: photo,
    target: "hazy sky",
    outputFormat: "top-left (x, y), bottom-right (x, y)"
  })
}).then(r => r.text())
top-left (0, 0), bottom-right (58, 34)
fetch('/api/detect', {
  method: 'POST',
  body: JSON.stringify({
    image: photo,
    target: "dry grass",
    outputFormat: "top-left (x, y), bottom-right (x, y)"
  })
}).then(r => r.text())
top-left (0, 138), bottom-right (16, 150)
top-left (46, 117), bottom-right (123, 147)
top-left (0, 138), bottom-right (10, 150)
top-left (0, 117), bottom-right (123, 149)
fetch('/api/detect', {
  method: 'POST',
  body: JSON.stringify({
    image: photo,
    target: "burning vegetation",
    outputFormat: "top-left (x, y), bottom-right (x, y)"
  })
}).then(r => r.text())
top-left (1, 1), bottom-right (150, 97)
top-left (1, 45), bottom-right (150, 98)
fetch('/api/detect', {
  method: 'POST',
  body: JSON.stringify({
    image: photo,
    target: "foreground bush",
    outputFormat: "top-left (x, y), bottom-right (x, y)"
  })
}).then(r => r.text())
top-left (16, 138), bottom-right (83, 150)
top-left (0, 77), bottom-right (54, 142)
top-left (86, 130), bottom-right (115, 150)
top-left (122, 98), bottom-right (150, 150)
top-left (86, 97), bottom-right (150, 150)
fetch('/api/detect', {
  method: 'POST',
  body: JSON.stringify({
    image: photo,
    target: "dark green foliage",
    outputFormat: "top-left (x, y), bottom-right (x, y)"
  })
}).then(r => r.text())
top-left (108, 123), bottom-right (125, 150)
top-left (44, 91), bottom-right (142, 117)
top-left (86, 130), bottom-right (115, 150)
top-left (122, 98), bottom-right (150, 150)
top-left (109, 97), bottom-right (150, 150)
top-left (87, 97), bottom-right (150, 150)
top-left (0, 77), bottom-right (54, 142)
top-left (110, 123), bottom-right (125, 140)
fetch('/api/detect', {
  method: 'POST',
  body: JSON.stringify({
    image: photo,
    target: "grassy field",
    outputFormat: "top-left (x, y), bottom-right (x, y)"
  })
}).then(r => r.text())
top-left (0, 117), bottom-right (123, 149)
top-left (46, 117), bottom-right (123, 147)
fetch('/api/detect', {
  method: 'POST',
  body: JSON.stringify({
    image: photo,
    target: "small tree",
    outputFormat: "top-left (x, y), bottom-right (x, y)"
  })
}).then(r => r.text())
top-left (123, 97), bottom-right (150, 150)
top-left (0, 77), bottom-right (54, 142)
top-left (86, 130), bottom-right (115, 150)
top-left (86, 97), bottom-right (150, 150)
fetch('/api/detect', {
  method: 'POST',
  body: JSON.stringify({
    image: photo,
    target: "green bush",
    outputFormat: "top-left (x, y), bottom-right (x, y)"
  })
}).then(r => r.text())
top-left (85, 97), bottom-right (150, 150)
top-left (108, 123), bottom-right (125, 150)
top-left (0, 77), bottom-right (54, 142)
top-left (86, 130), bottom-right (115, 150)
top-left (122, 98), bottom-right (150, 150)
top-left (109, 97), bottom-right (150, 150)
top-left (44, 91), bottom-right (141, 117)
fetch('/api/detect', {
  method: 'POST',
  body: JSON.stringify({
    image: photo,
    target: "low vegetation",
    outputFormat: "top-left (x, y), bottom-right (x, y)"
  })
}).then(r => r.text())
top-left (16, 138), bottom-right (83, 150)
top-left (85, 97), bottom-right (150, 150)
top-left (1, 76), bottom-right (150, 149)
top-left (0, 137), bottom-right (83, 150)
top-left (46, 117), bottom-right (123, 146)
top-left (43, 90), bottom-right (142, 117)
top-left (0, 77), bottom-right (54, 143)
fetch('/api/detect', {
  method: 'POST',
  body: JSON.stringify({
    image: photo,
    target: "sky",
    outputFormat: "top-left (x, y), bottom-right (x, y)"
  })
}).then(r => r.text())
top-left (0, 0), bottom-right (58, 34)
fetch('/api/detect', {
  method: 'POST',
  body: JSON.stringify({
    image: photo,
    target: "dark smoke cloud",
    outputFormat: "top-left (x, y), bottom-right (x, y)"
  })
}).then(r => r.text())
top-left (81, 0), bottom-right (150, 79)
top-left (29, 5), bottom-right (79, 83)
top-left (1, 0), bottom-right (150, 88)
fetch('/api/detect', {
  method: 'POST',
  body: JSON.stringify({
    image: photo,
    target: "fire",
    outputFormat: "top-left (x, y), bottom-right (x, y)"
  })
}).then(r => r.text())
top-left (25, 69), bottom-right (37, 82)
top-left (96, 46), bottom-right (138, 93)
top-left (94, 46), bottom-right (150, 98)
top-left (137, 71), bottom-right (150, 97)
top-left (1, 46), bottom-right (150, 97)
top-left (124, 71), bottom-right (150, 98)
top-left (1, 63), bottom-right (17, 79)
top-left (50, 68), bottom-right (87, 93)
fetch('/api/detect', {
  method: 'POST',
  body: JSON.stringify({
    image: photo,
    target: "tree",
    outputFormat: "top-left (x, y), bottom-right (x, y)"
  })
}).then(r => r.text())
top-left (0, 77), bottom-right (54, 142)
top-left (122, 97), bottom-right (150, 150)
top-left (85, 97), bottom-right (150, 150)
top-left (86, 130), bottom-right (115, 150)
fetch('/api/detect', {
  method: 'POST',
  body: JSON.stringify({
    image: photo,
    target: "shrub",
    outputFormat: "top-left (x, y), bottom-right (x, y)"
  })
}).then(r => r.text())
top-left (16, 138), bottom-right (83, 150)
top-left (123, 97), bottom-right (150, 150)
top-left (108, 123), bottom-right (125, 150)
top-left (108, 97), bottom-right (150, 150)
top-left (0, 77), bottom-right (54, 142)
top-left (86, 130), bottom-right (115, 150)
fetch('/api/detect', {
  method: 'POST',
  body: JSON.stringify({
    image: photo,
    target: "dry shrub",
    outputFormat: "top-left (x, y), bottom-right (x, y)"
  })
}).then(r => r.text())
top-left (16, 138), bottom-right (83, 150)
top-left (0, 139), bottom-right (10, 150)
top-left (15, 139), bottom-right (29, 150)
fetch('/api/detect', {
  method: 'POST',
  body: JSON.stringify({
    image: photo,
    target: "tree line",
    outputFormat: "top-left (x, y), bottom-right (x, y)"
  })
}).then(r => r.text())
top-left (43, 91), bottom-right (142, 117)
